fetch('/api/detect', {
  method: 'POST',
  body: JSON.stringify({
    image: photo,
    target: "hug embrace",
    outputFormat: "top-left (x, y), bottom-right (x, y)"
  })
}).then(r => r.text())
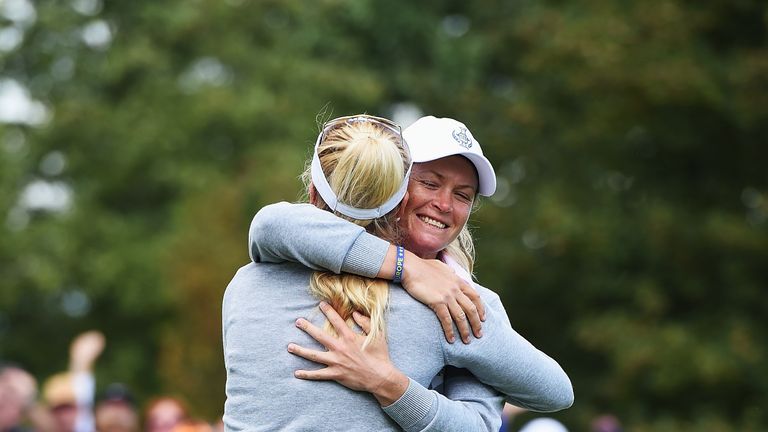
top-left (223, 114), bottom-right (573, 431)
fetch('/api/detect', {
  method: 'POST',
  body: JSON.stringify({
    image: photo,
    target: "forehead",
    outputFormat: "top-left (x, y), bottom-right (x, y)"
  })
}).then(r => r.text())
top-left (412, 156), bottom-right (478, 189)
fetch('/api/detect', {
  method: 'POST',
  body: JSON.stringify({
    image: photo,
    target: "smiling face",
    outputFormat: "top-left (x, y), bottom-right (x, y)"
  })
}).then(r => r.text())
top-left (400, 155), bottom-right (478, 259)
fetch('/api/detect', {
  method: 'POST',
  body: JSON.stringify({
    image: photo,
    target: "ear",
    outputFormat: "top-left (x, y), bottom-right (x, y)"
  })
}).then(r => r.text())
top-left (308, 182), bottom-right (318, 205)
top-left (395, 191), bottom-right (410, 221)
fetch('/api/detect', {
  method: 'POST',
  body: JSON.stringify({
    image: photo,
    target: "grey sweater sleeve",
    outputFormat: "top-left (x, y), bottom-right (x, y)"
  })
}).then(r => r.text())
top-left (445, 290), bottom-right (575, 413)
top-left (431, 368), bottom-right (505, 431)
top-left (248, 202), bottom-right (388, 277)
top-left (382, 378), bottom-right (503, 432)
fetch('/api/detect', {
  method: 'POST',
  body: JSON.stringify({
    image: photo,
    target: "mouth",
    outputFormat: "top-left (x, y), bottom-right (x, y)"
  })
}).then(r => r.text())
top-left (418, 215), bottom-right (448, 230)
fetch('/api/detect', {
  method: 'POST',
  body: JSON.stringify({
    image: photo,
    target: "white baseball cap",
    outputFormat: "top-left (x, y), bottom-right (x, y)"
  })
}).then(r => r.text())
top-left (403, 116), bottom-right (497, 196)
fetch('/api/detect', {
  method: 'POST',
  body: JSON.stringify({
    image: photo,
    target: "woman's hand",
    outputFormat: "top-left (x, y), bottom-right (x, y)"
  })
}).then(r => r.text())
top-left (401, 254), bottom-right (485, 344)
top-left (288, 302), bottom-right (409, 406)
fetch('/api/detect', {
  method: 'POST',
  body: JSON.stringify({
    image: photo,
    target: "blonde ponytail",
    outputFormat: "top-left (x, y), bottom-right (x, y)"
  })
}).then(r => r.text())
top-left (302, 117), bottom-right (410, 347)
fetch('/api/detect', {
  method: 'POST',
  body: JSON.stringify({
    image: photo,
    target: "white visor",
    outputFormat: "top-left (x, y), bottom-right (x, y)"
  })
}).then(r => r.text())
top-left (310, 116), bottom-right (412, 220)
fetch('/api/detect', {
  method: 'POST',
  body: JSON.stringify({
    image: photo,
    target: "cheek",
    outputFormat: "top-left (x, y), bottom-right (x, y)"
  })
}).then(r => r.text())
top-left (402, 200), bottom-right (422, 221)
top-left (406, 185), bottom-right (433, 207)
top-left (453, 204), bottom-right (472, 226)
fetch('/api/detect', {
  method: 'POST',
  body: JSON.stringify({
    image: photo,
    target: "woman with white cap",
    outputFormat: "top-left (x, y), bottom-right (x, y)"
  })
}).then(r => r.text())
top-left (244, 115), bottom-right (573, 430)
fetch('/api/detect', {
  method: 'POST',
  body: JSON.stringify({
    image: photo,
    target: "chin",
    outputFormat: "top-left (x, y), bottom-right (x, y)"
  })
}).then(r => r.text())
top-left (406, 237), bottom-right (447, 259)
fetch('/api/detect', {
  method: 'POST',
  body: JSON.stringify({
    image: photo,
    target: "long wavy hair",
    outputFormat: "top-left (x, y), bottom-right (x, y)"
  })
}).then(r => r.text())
top-left (301, 117), bottom-right (410, 347)
top-left (443, 225), bottom-right (476, 275)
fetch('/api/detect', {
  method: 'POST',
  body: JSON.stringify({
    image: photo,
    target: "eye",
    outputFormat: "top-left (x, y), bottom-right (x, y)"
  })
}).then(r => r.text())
top-left (419, 179), bottom-right (438, 189)
top-left (456, 192), bottom-right (473, 202)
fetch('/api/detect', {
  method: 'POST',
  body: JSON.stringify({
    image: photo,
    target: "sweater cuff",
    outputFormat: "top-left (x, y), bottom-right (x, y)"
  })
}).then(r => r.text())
top-left (341, 231), bottom-right (389, 278)
top-left (382, 378), bottom-right (437, 432)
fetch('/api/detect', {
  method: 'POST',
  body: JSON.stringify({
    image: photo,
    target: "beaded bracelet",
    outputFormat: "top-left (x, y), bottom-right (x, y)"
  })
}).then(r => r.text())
top-left (393, 245), bottom-right (405, 284)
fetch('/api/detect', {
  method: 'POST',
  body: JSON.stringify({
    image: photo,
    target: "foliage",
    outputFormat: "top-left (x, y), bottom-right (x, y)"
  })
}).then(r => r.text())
top-left (1, 0), bottom-right (766, 429)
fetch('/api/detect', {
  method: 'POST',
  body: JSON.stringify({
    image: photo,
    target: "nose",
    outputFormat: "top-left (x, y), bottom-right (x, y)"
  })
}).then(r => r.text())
top-left (431, 188), bottom-right (453, 213)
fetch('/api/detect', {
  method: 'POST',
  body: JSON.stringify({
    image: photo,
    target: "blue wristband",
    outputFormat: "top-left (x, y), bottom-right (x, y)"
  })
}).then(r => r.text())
top-left (393, 246), bottom-right (405, 284)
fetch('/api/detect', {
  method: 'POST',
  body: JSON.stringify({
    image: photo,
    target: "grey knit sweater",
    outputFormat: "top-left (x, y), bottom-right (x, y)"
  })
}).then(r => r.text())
top-left (222, 202), bottom-right (573, 432)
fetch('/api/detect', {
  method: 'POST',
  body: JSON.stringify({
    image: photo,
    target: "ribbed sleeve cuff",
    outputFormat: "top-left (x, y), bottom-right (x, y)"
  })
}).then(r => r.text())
top-left (382, 378), bottom-right (437, 432)
top-left (341, 231), bottom-right (389, 278)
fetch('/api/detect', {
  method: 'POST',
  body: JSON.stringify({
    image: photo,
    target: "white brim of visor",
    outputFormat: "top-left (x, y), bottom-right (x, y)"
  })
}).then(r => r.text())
top-left (310, 131), bottom-right (412, 220)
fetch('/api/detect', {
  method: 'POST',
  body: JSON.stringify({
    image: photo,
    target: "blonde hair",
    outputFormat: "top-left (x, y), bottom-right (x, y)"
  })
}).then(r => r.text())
top-left (42, 372), bottom-right (76, 407)
top-left (444, 225), bottom-right (476, 275)
top-left (301, 117), bottom-right (410, 347)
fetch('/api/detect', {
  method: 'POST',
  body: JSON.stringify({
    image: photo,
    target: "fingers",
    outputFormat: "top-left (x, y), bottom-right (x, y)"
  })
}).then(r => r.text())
top-left (352, 311), bottom-right (371, 335)
top-left (295, 317), bottom-right (335, 348)
top-left (434, 305), bottom-right (457, 344)
top-left (318, 301), bottom-right (353, 337)
top-left (461, 283), bottom-right (486, 322)
top-left (455, 289), bottom-right (483, 339)
top-left (448, 300), bottom-right (472, 344)
top-left (287, 343), bottom-right (331, 366)
top-left (294, 368), bottom-right (335, 381)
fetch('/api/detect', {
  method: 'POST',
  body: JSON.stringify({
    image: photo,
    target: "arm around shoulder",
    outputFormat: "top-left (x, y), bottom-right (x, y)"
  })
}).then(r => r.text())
top-left (445, 290), bottom-right (574, 413)
top-left (248, 201), bottom-right (389, 276)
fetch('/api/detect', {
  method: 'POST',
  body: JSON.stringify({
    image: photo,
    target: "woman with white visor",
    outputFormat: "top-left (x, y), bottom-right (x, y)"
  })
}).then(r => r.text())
top-left (236, 115), bottom-right (573, 431)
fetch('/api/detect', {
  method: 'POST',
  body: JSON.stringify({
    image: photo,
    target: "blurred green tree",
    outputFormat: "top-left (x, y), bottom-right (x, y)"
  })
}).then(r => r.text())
top-left (1, 0), bottom-right (765, 429)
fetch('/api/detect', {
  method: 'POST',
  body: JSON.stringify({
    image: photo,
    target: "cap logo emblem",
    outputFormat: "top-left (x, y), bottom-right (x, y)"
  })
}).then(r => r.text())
top-left (452, 127), bottom-right (472, 149)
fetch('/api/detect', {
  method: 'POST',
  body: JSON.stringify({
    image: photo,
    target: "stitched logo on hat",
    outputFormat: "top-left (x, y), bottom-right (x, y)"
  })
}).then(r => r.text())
top-left (452, 127), bottom-right (472, 149)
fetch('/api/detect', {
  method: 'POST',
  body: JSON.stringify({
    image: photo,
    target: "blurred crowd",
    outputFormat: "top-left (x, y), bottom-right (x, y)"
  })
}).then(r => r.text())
top-left (502, 410), bottom-right (623, 432)
top-left (2, 331), bottom-right (623, 432)
top-left (0, 331), bottom-right (221, 432)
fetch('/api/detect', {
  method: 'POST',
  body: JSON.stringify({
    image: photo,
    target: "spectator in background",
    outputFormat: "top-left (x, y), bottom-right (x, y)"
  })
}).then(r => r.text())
top-left (1, 363), bottom-right (54, 432)
top-left (1, 363), bottom-right (35, 432)
top-left (517, 417), bottom-right (568, 432)
top-left (42, 373), bottom-right (79, 432)
top-left (42, 331), bottom-right (105, 432)
top-left (168, 420), bottom-right (211, 432)
top-left (94, 384), bottom-right (138, 432)
top-left (591, 414), bottom-right (623, 432)
top-left (144, 397), bottom-right (187, 432)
